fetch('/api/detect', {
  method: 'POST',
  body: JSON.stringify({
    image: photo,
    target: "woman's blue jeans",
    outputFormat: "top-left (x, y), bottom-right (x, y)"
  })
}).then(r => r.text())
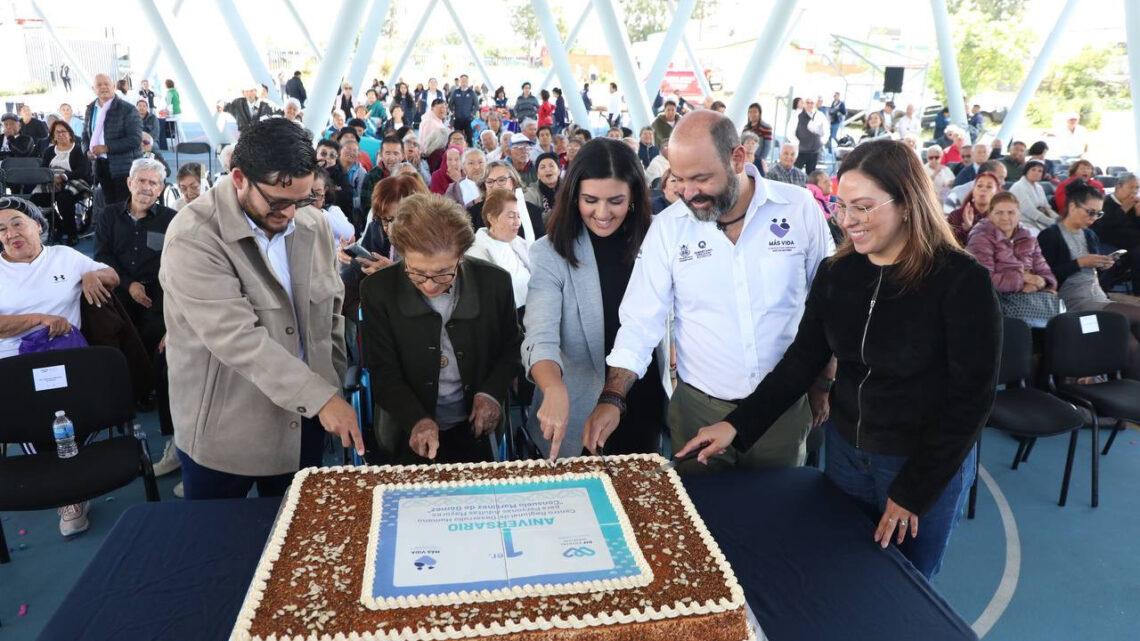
top-left (823, 422), bottom-right (976, 581)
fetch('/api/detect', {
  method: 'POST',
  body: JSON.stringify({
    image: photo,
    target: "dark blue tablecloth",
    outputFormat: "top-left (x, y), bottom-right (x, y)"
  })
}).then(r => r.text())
top-left (36, 467), bottom-right (976, 641)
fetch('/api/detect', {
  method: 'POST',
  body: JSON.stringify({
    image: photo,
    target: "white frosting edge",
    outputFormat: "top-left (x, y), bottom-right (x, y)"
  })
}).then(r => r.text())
top-left (232, 465), bottom-right (313, 641)
top-left (237, 456), bottom-right (748, 641)
top-left (360, 471), bottom-right (654, 611)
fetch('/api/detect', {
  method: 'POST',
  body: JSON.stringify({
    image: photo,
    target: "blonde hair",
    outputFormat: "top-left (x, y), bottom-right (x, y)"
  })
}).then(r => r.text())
top-left (388, 193), bottom-right (475, 257)
top-left (481, 189), bottom-right (518, 227)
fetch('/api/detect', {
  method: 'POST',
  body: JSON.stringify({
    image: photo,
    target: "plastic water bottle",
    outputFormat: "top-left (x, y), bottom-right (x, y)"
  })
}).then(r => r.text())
top-left (53, 411), bottom-right (78, 459)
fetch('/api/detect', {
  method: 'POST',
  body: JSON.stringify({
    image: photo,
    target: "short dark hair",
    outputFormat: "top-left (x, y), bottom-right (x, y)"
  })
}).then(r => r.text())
top-left (979, 159), bottom-right (1003, 175)
top-left (547, 138), bottom-right (651, 268)
top-left (710, 100), bottom-right (726, 111)
top-left (49, 119), bottom-right (75, 144)
top-left (336, 127), bottom-right (361, 143)
top-left (1027, 141), bottom-right (1048, 156)
top-left (540, 89), bottom-right (550, 101)
top-left (431, 98), bottom-right (446, 108)
top-left (664, 100), bottom-right (677, 108)
top-left (347, 118), bottom-right (367, 129)
top-left (293, 70), bottom-right (302, 77)
top-left (316, 138), bottom-right (341, 153)
top-left (521, 82), bottom-right (531, 89)
top-left (610, 82), bottom-right (618, 90)
top-left (231, 118), bottom-right (317, 186)
top-left (381, 134), bottom-right (403, 149)
top-left (537, 125), bottom-right (553, 137)
top-left (708, 116), bottom-right (741, 171)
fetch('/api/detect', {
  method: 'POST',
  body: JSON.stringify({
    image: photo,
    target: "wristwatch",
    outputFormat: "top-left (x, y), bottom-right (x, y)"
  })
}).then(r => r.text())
top-left (813, 377), bottom-right (835, 392)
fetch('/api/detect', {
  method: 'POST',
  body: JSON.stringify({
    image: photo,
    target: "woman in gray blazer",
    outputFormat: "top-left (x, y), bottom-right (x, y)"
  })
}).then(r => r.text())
top-left (522, 138), bottom-right (669, 460)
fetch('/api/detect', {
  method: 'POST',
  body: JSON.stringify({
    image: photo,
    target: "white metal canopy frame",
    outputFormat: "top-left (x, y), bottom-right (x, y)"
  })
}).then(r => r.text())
top-left (42, 0), bottom-right (1135, 162)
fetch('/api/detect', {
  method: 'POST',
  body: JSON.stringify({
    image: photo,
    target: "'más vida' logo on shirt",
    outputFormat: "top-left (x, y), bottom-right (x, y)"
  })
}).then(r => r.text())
top-left (694, 239), bottom-right (713, 259)
top-left (769, 218), bottom-right (796, 253)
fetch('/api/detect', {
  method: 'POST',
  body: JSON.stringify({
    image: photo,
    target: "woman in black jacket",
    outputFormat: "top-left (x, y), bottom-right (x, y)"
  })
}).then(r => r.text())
top-left (361, 193), bottom-right (521, 465)
top-left (678, 140), bottom-right (1001, 580)
top-left (38, 120), bottom-right (91, 245)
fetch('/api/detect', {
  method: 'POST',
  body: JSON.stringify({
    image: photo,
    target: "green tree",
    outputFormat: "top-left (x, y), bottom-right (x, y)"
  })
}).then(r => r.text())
top-left (510, 3), bottom-right (568, 58)
top-left (1026, 44), bottom-right (1129, 129)
top-left (947, 0), bottom-right (1026, 20)
top-left (511, 2), bottom-right (542, 55)
top-left (926, 9), bottom-right (1036, 101)
top-left (381, 2), bottom-right (399, 40)
top-left (620, 0), bottom-right (718, 43)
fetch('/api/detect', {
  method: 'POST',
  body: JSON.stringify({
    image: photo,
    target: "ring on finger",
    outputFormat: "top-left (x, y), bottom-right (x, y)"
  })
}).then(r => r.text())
top-left (899, 520), bottom-right (909, 528)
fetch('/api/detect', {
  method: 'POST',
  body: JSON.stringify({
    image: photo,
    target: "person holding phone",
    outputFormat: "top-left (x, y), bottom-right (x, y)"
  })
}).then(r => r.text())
top-left (1039, 180), bottom-right (1140, 378)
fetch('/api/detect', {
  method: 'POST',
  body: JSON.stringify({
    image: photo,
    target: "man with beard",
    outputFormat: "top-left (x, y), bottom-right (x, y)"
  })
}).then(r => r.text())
top-left (159, 118), bottom-right (362, 500)
top-left (583, 110), bottom-right (834, 472)
top-left (94, 157), bottom-right (177, 358)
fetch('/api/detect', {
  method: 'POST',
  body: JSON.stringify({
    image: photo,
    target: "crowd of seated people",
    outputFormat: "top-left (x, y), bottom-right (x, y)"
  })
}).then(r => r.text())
top-left (5, 63), bottom-right (1139, 582)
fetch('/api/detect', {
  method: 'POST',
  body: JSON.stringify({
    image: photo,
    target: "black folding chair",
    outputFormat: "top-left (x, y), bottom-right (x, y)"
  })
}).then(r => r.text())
top-left (1, 166), bottom-right (56, 237)
top-left (1045, 311), bottom-right (1140, 508)
top-left (0, 156), bottom-right (42, 193)
top-left (968, 318), bottom-right (1085, 517)
top-left (0, 347), bottom-right (159, 563)
top-left (174, 142), bottom-right (213, 177)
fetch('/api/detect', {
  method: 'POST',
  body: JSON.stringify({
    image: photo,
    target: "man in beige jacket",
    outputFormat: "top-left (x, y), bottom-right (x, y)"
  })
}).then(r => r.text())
top-left (160, 118), bottom-right (363, 500)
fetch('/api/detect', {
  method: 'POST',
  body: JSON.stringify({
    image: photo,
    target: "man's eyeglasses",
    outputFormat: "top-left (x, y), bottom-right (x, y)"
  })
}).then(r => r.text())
top-left (251, 180), bottom-right (317, 213)
top-left (405, 261), bottom-right (460, 285)
top-left (1076, 205), bottom-right (1104, 219)
top-left (827, 198), bottom-right (894, 224)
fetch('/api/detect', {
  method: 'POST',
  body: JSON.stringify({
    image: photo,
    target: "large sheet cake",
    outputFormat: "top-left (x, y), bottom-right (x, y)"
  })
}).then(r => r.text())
top-left (231, 454), bottom-right (753, 641)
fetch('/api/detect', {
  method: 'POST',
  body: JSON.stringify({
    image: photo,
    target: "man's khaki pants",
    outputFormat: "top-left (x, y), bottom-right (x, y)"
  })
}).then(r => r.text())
top-left (669, 380), bottom-right (811, 474)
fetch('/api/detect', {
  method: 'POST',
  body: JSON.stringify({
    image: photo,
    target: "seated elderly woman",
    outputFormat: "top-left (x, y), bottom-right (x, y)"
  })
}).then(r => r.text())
top-left (650, 168), bottom-right (682, 215)
top-left (0, 196), bottom-right (118, 534)
top-left (361, 193), bottom-right (521, 464)
top-left (172, 162), bottom-right (207, 211)
top-left (1008, 159), bottom-right (1058, 234)
top-left (467, 160), bottom-right (546, 240)
top-left (443, 148), bottom-right (485, 207)
top-left (465, 189), bottom-right (531, 310)
top-left (965, 192), bottom-right (1058, 326)
top-left (429, 145), bottom-right (463, 195)
top-left (33, 120), bottom-right (92, 246)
